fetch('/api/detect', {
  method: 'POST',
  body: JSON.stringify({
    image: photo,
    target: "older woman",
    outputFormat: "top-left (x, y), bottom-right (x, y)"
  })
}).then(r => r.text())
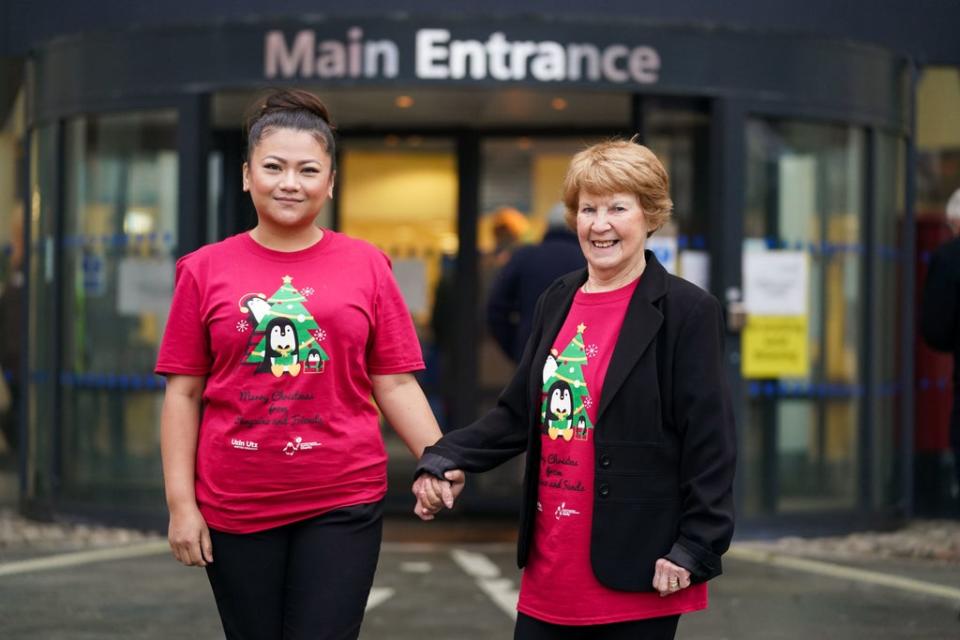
top-left (414, 139), bottom-right (736, 640)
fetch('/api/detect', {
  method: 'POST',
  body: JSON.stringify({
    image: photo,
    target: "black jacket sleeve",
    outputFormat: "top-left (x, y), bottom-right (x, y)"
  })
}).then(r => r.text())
top-left (663, 295), bottom-right (737, 581)
top-left (920, 247), bottom-right (959, 353)
top-left (418, 290), bottom-right (547, 477)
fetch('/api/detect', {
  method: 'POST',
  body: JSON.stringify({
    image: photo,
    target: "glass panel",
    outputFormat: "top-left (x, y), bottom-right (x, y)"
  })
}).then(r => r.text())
top-left (61, 111), bottom-right (178, 506)
top-left (0, 86), bottom-right (25, 503)
top-left (916, 67), bottom-right (960, 211)
top-left (337, 136), bottom-right (457, 502)
top-left (207, 151), bottom-right (222, 243)
top-left (27, 124), bottom-right (58, 504)
top-left (743, 119), bottom-right (865, 514)
top-left (644, 99), bottom-right (711, 290)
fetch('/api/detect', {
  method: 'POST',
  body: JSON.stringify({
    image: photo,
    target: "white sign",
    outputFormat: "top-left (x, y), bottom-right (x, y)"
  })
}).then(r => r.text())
top-left (416, 29), bottom-right (659, 83)
top-left (265, 28), bottom-right (660, 85)
top-left (646, 235), bottom-right (678, 275)
top-left (743, 250), bottom-right (808, 315)
top-left (392, 258), bottom-right (428, 317)
top-left (117, 257), bottom-right (175, 316)
top-left (679, 250), bottom-right (710, 291)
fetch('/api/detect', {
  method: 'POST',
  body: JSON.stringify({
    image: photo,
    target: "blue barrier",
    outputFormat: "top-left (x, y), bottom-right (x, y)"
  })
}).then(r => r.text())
top-left (55, 232), bottom-right (178, 250)
top-left (747, 381), bottom-right (872, 399)
top-left (54, 372), bottom-right (166, 391)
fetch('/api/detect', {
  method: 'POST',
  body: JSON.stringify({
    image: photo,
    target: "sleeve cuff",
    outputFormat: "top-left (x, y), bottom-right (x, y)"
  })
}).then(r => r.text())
top-left (414, 451), bottom-right (459, 481)
top-left (665, 537), bottom-right (723, 582)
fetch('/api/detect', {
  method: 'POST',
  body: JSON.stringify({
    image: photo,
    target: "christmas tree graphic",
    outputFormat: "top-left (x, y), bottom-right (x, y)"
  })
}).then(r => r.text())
top-left (540, 322), bottom-right (593, 441)
top-left (243, 275), bottom-right (329, 377)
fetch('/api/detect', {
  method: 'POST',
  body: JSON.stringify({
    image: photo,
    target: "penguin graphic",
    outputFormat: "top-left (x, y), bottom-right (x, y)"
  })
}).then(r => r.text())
top-left (304, 348), bottom-right (324, 374)
top-left (575, 415), bottom-right (588, 440)
top-left (542, 353), bottom-right (559, 385)
top-left (259, 317), bottom-right (302, 377)
top-left (545, 379), bottom-right (574, 441)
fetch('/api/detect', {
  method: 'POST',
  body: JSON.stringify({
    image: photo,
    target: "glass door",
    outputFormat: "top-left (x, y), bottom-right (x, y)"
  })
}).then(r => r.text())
top-left (336, 135), bottom-right (458, 506)
top-left (741, 119), bottom-right (867, 514)
top-left (60, 110), bottom-right (179, 506)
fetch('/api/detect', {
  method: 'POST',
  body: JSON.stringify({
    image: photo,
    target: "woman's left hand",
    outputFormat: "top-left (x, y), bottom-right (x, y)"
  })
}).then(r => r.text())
top-left (652, 558), bottom-right (691, 597)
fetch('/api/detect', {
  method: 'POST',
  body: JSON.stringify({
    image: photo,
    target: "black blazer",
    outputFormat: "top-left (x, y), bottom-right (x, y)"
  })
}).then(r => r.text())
top-left (419, 251), bottom-right (736, 591)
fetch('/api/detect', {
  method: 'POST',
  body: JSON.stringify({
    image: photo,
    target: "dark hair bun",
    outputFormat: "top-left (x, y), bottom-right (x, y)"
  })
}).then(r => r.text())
top-left (244, 88), bottom-right (337, 163)
top-left (251, 88), bottom-right (335, 131)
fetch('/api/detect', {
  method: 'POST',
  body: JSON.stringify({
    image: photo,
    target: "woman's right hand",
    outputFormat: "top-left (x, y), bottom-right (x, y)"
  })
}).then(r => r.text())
top-left (168, 504), bottom-right (213, 567)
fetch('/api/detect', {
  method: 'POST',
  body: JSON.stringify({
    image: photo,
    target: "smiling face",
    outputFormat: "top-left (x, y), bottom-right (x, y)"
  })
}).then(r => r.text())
top-left (576, 190), bottom-right (649, 282)
top-left (243, 127), bottom-right (335, 233)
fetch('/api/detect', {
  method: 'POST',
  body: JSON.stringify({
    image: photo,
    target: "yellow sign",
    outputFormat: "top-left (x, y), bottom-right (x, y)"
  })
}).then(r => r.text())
top-left (742, 316), bottom-right (809, 379)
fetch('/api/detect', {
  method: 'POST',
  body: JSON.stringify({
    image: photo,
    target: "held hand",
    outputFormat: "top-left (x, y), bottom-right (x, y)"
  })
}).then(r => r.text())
top-left (413, 493), bottom-right (439, 521)
top-left (413, 474), bottom-right (444, 511)
top-left (412, 470), bottom-right (466, 520)
top-left (412, 475), bottom-right (442, 520)
top-left (652, 557), bottom-right (691, 597)
top-left (168, 504), bottom-right (213, 567)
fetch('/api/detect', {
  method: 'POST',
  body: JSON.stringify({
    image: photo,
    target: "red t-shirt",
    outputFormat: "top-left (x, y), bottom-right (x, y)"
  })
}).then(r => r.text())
top-left (155, 231), bottom-right (424, 533)
top-left (517, 278), bottom-right (707, 625)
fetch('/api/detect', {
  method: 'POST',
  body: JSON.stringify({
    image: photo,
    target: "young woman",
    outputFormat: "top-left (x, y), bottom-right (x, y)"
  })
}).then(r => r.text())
top-left (156, 88), bottom-right (461, 640)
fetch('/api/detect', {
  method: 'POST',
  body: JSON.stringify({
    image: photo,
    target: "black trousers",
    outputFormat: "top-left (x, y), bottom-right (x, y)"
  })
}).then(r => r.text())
top-left (514, 612), bottom-right (680, 640)
top-left (205, 502), bottom-right (383, 640)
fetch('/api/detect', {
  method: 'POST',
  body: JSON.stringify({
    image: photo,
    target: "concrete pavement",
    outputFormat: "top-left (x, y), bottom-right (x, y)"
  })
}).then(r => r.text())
top-left (1, 521), bottom-right (959, 639)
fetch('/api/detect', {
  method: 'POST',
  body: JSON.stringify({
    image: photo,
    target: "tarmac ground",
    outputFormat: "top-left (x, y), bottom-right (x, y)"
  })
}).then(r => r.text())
top-left (1, 513), bottom-right (959, 639)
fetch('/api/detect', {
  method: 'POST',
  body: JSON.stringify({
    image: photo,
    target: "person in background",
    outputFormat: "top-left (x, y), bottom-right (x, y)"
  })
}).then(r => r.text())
top-left (920, 187), bottom-right (960, 503)
top-left (156, 88), bottom-right (461, 640)
top-left (487, 202), bottom-right (586, 363)
top-left (489, 206), bottom-right (529, 268)
top-left (478, 206), bottom-right (532, 407)
top-left (415, 139), bottom-right (736, 639)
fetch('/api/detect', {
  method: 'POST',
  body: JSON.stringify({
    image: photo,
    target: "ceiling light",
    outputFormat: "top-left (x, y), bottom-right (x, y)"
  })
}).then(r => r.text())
top-left (395, 95), bottom-right (414, 108)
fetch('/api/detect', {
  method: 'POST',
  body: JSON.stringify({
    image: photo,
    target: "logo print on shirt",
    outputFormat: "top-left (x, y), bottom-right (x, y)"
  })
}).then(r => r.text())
top-left (231, 438), bottom-right (258, 451)
top-left (239, 275), bottom-right (330, 378)
top-left (554, 502), bottom-right (581, 520)
top-left (282, 436), bottom-right (322, 456)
